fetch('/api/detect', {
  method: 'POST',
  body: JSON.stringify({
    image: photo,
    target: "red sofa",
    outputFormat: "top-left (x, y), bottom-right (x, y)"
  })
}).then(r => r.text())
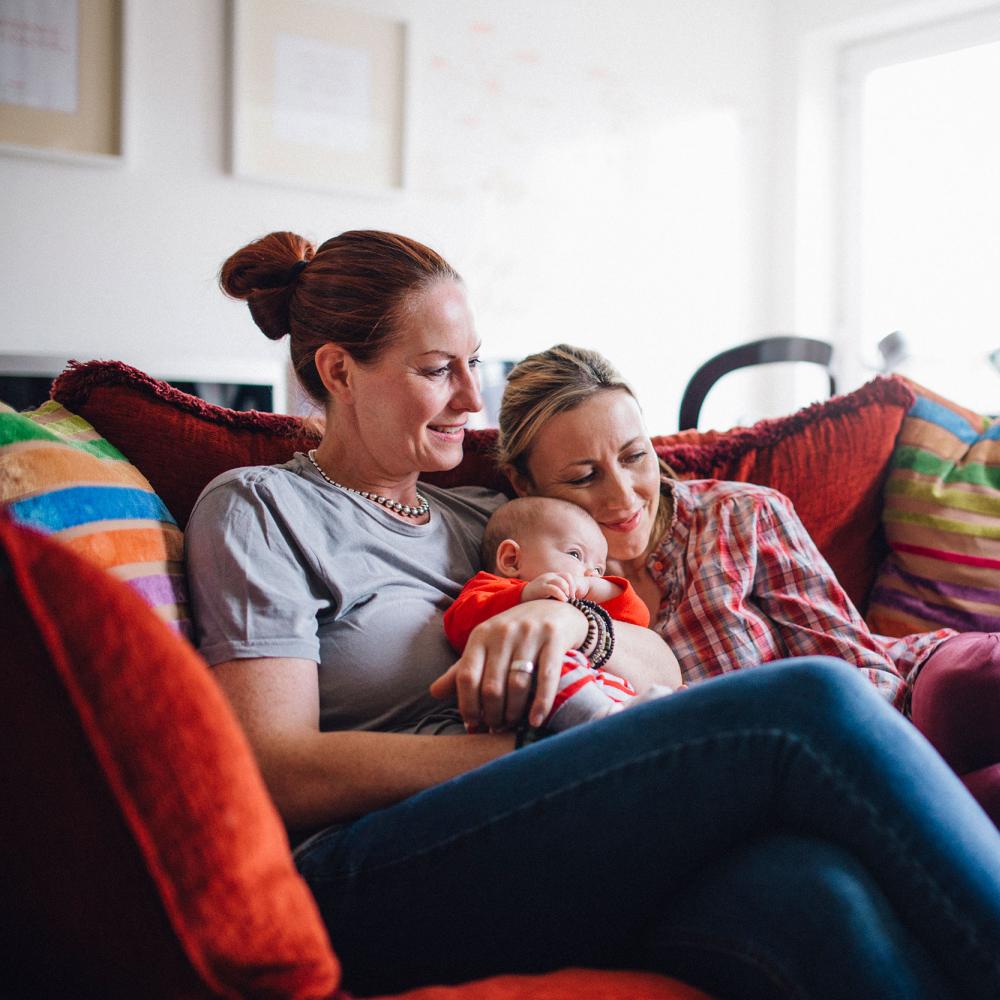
top-left (0, 361), bottom-right (934, 998)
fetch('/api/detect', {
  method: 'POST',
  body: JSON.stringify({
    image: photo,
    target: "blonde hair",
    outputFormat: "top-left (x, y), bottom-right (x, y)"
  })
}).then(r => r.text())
top-left (497, 343), bottom-right (676, 547)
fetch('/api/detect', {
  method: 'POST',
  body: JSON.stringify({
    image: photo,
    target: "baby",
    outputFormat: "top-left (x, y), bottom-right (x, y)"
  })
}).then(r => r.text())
top-left (444, 496), bottom-right (672, 733)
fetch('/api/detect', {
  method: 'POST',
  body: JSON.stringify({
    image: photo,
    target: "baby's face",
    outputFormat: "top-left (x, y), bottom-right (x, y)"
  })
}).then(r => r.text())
top-left (515, 509), bottom-right (609, 580)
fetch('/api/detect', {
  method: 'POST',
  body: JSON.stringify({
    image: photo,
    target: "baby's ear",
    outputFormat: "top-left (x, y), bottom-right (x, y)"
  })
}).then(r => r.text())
top-left (494, 539), bottom-right (521, 577)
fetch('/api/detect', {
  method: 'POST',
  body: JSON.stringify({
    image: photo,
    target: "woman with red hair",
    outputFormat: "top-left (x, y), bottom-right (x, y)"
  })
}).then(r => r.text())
top-left (185, 228), bottom-right (1000, 1000)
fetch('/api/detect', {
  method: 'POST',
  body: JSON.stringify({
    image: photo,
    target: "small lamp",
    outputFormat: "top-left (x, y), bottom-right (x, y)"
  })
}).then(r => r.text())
top-left (876, 330), bottom-right (909, 373)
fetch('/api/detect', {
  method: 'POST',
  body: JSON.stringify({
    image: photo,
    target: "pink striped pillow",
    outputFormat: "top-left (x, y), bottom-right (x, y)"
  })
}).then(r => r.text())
top-left (866, 381), bottom-right (1000, 636)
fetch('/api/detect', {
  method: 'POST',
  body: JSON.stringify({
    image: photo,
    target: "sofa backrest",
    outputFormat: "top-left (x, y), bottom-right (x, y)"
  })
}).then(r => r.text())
top-left (50, 361), bottom-right (914, 611)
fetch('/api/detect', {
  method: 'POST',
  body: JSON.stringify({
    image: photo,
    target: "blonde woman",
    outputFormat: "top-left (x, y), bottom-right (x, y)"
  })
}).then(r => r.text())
top-left (484, 343), bottom-right (1000, 828)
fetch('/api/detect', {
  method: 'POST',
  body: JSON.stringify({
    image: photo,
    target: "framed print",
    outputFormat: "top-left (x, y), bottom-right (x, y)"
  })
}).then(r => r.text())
top-left (0, 0), bottom-right (124, 164)
top-left (230, 0), bottom-right (407, 193)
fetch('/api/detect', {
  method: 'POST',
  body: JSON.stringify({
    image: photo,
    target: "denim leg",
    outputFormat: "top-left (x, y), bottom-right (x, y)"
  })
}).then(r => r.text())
top-left (295, 658), bottom-right (1000, 997)
top-left (648, 834), bottom-right (958, 1000)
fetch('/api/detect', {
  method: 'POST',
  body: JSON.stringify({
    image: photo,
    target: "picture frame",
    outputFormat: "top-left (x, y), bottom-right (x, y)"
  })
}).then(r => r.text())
top-left (0, 0), bottom-right (125, 165)
top-left (229, 0), bottom-right (407, 194)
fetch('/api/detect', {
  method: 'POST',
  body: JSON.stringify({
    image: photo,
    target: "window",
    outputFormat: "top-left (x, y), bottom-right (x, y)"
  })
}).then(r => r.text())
top-left (840, 8), bottom-right (1000, 410)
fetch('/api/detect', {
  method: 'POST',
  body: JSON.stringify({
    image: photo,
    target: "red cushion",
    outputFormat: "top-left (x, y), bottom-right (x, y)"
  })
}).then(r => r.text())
top-left (51, 362), bottom-right (911, 609)
top-left (51, 362), bottom-right (323, 530)
top-left (378, 967), bottom-right (714, 999)
top-left (0, 511), bottom-right (339, 998)
top-left (50, 361), bottom-right (514, 529)
top-left (654, 376), bottom-right (914, 609)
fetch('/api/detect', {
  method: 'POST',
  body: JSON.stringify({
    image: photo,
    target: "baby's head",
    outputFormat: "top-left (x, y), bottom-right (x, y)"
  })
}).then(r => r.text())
top-left (482, 496), bottom-right (608, 581)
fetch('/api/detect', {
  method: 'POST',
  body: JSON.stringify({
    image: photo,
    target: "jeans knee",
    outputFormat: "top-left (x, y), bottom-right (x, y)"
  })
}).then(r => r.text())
top-left (761, 656), bottom-right (867, 709)
top-left (739, 657), bottom-right (898, 753)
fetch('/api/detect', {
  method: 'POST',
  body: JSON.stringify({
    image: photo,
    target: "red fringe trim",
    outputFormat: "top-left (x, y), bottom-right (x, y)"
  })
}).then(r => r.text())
top-left (656, 376), bottom-right (914, 473)
top-left (50, 360), bottom-right (316, 438)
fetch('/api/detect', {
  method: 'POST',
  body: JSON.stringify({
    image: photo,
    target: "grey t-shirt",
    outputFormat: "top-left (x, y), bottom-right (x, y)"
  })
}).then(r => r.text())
top-left (184, 453), bottom-right (506, 735)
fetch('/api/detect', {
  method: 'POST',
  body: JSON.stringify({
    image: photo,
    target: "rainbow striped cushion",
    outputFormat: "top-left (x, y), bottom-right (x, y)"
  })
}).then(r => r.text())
top-left (0, 400), bottom-right (190, 638)
top-left (867, 382), bottom-right (1000, 636)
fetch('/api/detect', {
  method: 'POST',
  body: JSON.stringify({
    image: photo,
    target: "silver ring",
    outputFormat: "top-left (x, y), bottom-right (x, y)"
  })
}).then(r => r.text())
top-left (509, 659), bottom-right (535, 676)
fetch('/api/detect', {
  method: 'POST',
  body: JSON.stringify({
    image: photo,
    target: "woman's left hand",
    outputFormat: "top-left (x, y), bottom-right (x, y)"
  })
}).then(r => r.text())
top-left (429, 600), bottom-right (588, 732)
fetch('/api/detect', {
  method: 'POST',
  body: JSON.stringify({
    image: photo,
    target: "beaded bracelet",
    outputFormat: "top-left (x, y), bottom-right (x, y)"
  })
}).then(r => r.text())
top-left (585, 601), bottom-right (615, 668)
top-left (568, 598), bottom-right (616, 669)
top-left (574, 602), bottom-right (596, 657)
top-left (567, 597), bottom-right (604, 663)
top-left (575, 603), bottom-right (600, 659)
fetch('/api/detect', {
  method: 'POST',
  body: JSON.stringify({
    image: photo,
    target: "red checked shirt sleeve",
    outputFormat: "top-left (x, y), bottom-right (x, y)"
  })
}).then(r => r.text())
top-left (443, 572), bottom-right (526, 652)
top-left (748, 491), bottom-right (907, 706)
top-left (653, 481), bottom-right (908, 709)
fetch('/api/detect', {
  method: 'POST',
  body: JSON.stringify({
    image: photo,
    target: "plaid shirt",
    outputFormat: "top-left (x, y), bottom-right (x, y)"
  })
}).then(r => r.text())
top-left (648, 479), bottom-right (953, 711)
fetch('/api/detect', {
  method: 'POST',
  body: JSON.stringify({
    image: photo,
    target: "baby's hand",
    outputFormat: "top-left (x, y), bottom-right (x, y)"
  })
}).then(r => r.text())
top-left (575, 576), bottom-right (624, 604)
top-left (622, 683), bottom-right (690, 714)
top-left (625, 684), bottom-right (676, 708)
top-left (520, 572), bottom-right (578, 603)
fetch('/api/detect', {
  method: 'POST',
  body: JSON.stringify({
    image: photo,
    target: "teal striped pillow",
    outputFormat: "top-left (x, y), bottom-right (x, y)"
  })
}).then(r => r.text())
top-left (867, 382), bottom-right (1000, 636)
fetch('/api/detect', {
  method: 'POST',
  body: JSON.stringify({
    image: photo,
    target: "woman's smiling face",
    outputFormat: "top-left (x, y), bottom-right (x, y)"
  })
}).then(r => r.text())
top-left (515, 389), bottom-right (661, 564)
top-left (344, 279), bottom-right (484, 476)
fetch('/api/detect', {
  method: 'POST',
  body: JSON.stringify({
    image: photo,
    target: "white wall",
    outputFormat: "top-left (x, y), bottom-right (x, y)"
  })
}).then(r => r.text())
top-left (1, 0), bottom-right (775, 432)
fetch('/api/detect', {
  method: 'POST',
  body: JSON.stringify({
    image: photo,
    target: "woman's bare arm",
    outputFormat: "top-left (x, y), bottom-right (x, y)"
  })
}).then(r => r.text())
top-left (213, 657), bottom-right (513, 831)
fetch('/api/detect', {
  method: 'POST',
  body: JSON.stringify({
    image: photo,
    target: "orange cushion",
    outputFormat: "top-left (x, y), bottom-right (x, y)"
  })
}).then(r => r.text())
top-left (380, 967), bottom-right (714, 999)
top-left (50, 362), bottom-right (323, 529)
top-left (52, 362), bottom-right (912, 609)
top-left (0, 511), bottom-right (339, 998)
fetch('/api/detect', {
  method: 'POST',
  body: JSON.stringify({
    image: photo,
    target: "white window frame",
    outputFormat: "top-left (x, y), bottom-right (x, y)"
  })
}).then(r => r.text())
top-left (837, 6), bottom-right (1000, 379)
top-left (788, 1), bottom-right (1000, 391)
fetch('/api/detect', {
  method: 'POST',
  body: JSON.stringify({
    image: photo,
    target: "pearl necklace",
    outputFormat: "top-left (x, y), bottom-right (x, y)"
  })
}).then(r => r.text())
top-left (306, 450), bottom-right (430, 518)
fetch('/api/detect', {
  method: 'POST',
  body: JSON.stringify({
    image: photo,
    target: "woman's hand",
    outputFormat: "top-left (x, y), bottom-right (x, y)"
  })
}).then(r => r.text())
top-left (429, 600), bottom-right (588, 732)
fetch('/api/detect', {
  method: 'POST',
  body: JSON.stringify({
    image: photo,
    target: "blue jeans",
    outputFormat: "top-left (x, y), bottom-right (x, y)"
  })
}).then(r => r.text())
top-left (295, 659), bottom-right (1000, 998)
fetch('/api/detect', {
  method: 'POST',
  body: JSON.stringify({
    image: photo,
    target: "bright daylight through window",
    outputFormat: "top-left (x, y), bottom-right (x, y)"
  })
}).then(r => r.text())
top-left (855, 35), bottom-right (1000, 410)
